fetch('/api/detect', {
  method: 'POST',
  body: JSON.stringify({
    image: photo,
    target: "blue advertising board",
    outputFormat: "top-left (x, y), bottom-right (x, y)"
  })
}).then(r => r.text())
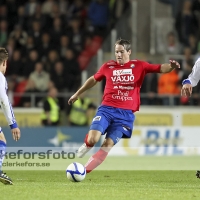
top-left (2, 126), bottom-right (101, 147)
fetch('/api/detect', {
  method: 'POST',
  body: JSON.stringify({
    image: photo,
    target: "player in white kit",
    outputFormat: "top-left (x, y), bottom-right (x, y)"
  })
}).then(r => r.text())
top-left (0, 48), bottom-right (21, 184)
top-left (181, 57), bottom-right (200, 179)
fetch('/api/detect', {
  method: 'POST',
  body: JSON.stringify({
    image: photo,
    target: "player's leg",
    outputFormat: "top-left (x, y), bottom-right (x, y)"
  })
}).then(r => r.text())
top-left (85, 130), bottom-right (123, 173)
top-left (77, 130), bottom-right (101, 158)
top-left (0, 131), bottom-right (13, 185)
top-left (77, 106), bottom-right (111, 158)
top-left (0, 131), bottom-right (6, 168)
top-left (83, 106), bottom-right (134, 172)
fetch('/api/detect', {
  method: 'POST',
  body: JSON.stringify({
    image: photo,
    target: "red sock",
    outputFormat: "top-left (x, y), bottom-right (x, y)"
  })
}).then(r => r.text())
top-left (84, 133), bottom-right (93, 147)
top-left (85, 149), bottom-right (108, 173)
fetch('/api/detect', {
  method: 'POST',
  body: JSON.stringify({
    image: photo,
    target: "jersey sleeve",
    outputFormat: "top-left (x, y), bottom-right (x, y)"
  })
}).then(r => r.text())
top-left (142, 61), bottom-right (161, 74)
top-left (94, 63), bottom-right (106, 81)
top-left (0, 73), bottom-right (18, 129)
top-left (187, 59), bottom-right (200, 87)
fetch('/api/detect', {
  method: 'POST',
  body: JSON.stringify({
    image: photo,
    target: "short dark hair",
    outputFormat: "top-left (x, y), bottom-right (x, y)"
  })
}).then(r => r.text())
top-left (115, 39), bottom-right (131, 51)
top-left (0, 48), bottom-right (8, 65)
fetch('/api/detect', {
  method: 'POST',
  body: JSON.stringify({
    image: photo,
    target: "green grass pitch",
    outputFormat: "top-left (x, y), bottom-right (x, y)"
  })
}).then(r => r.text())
top-left (1, 156), bottom-right (200, 200)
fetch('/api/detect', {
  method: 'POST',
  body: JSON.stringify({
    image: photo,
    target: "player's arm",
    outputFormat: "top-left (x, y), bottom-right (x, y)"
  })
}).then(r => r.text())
top-left (181, 60), bottom-right (200, 97)
top-left (0, 76), bottom-right (20, 141)
top-left (160, 60), bottom-right (180, 73)
top-left (68, 76), bottom-right (97, 105)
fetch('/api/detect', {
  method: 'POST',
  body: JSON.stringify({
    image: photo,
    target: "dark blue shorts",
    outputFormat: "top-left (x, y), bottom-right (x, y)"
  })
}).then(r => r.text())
top-left (89, 105), bottom-right (135, 144)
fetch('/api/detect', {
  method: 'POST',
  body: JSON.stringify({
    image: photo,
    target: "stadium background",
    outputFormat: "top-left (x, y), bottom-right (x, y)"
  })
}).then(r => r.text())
top-left (1, 0), bottom-right (200, 163)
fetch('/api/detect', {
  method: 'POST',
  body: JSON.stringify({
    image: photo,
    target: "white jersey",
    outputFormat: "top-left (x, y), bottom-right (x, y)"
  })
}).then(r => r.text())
top-left (0, 72), bottom-right (17, 128)
top-left (188, 58), bottom-right (200, 87)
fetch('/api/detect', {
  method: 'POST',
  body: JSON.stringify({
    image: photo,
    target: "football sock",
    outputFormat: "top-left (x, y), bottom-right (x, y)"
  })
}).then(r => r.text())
top-left (84, 134), bottom-right (94, 148)
top-left (85, 148), bottom-right (108, 173)
top-left (0, 140), bottom-right (6, 171)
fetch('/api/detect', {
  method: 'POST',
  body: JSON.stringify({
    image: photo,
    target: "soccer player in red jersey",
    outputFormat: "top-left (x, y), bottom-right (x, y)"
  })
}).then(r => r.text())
top-left (68, 39), bottom-right (180, 173)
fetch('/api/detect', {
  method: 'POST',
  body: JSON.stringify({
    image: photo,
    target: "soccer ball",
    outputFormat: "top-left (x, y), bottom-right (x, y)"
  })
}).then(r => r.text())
top-left (66, 162), bottom-right (86, 182)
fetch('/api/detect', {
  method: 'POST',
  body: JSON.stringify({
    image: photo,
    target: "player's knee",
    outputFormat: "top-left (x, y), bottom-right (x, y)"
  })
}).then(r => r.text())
top-left (0, 132), bottom-right (6, 143)
top-left (101, 138), bottom-right (114, 152)
top-left (87, 136), bottom-right (98, 146)
top-left (87, 131), bottom-right (101, 145)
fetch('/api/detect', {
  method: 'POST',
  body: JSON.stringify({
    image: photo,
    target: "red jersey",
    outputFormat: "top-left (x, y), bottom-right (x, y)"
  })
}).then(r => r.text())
top-left (94, 60), bottom-right (161, 112)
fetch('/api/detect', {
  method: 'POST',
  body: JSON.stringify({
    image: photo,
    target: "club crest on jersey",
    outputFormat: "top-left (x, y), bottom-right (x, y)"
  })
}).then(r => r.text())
top-left (130, 64), bottom-right (135, 68)
top-left (113, 69), bottom-right (132, 76)
top-left (109, 66), bottom-right (114, 69)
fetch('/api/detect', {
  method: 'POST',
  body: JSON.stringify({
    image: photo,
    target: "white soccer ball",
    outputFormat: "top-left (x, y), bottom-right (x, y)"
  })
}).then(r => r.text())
top-left (66, 162), bottom-right (86, 182)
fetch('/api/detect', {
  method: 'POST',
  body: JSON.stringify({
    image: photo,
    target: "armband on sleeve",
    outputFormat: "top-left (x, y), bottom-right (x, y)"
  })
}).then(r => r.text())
top-left (182, 79), bottom-right (191, 85)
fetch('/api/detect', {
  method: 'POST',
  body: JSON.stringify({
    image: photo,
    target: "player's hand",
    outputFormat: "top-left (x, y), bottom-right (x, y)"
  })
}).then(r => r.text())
top-left (68, 94), bottom-right (79, 105)
top-left (169, 60), bottom-right (180, 69)
top-left (11, 127), bottom-right (21, 141)
top-left (181, 84), bottom-right (192, 97)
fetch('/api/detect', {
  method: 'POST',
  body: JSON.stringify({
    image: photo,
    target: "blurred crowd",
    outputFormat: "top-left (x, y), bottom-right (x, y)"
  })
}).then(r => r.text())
top-left (0, 0), bottom-right (130, 109)
top-left (1, 0), bottom-right (200, 109)
top-left (141, 0), bottom-right (200, 106)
